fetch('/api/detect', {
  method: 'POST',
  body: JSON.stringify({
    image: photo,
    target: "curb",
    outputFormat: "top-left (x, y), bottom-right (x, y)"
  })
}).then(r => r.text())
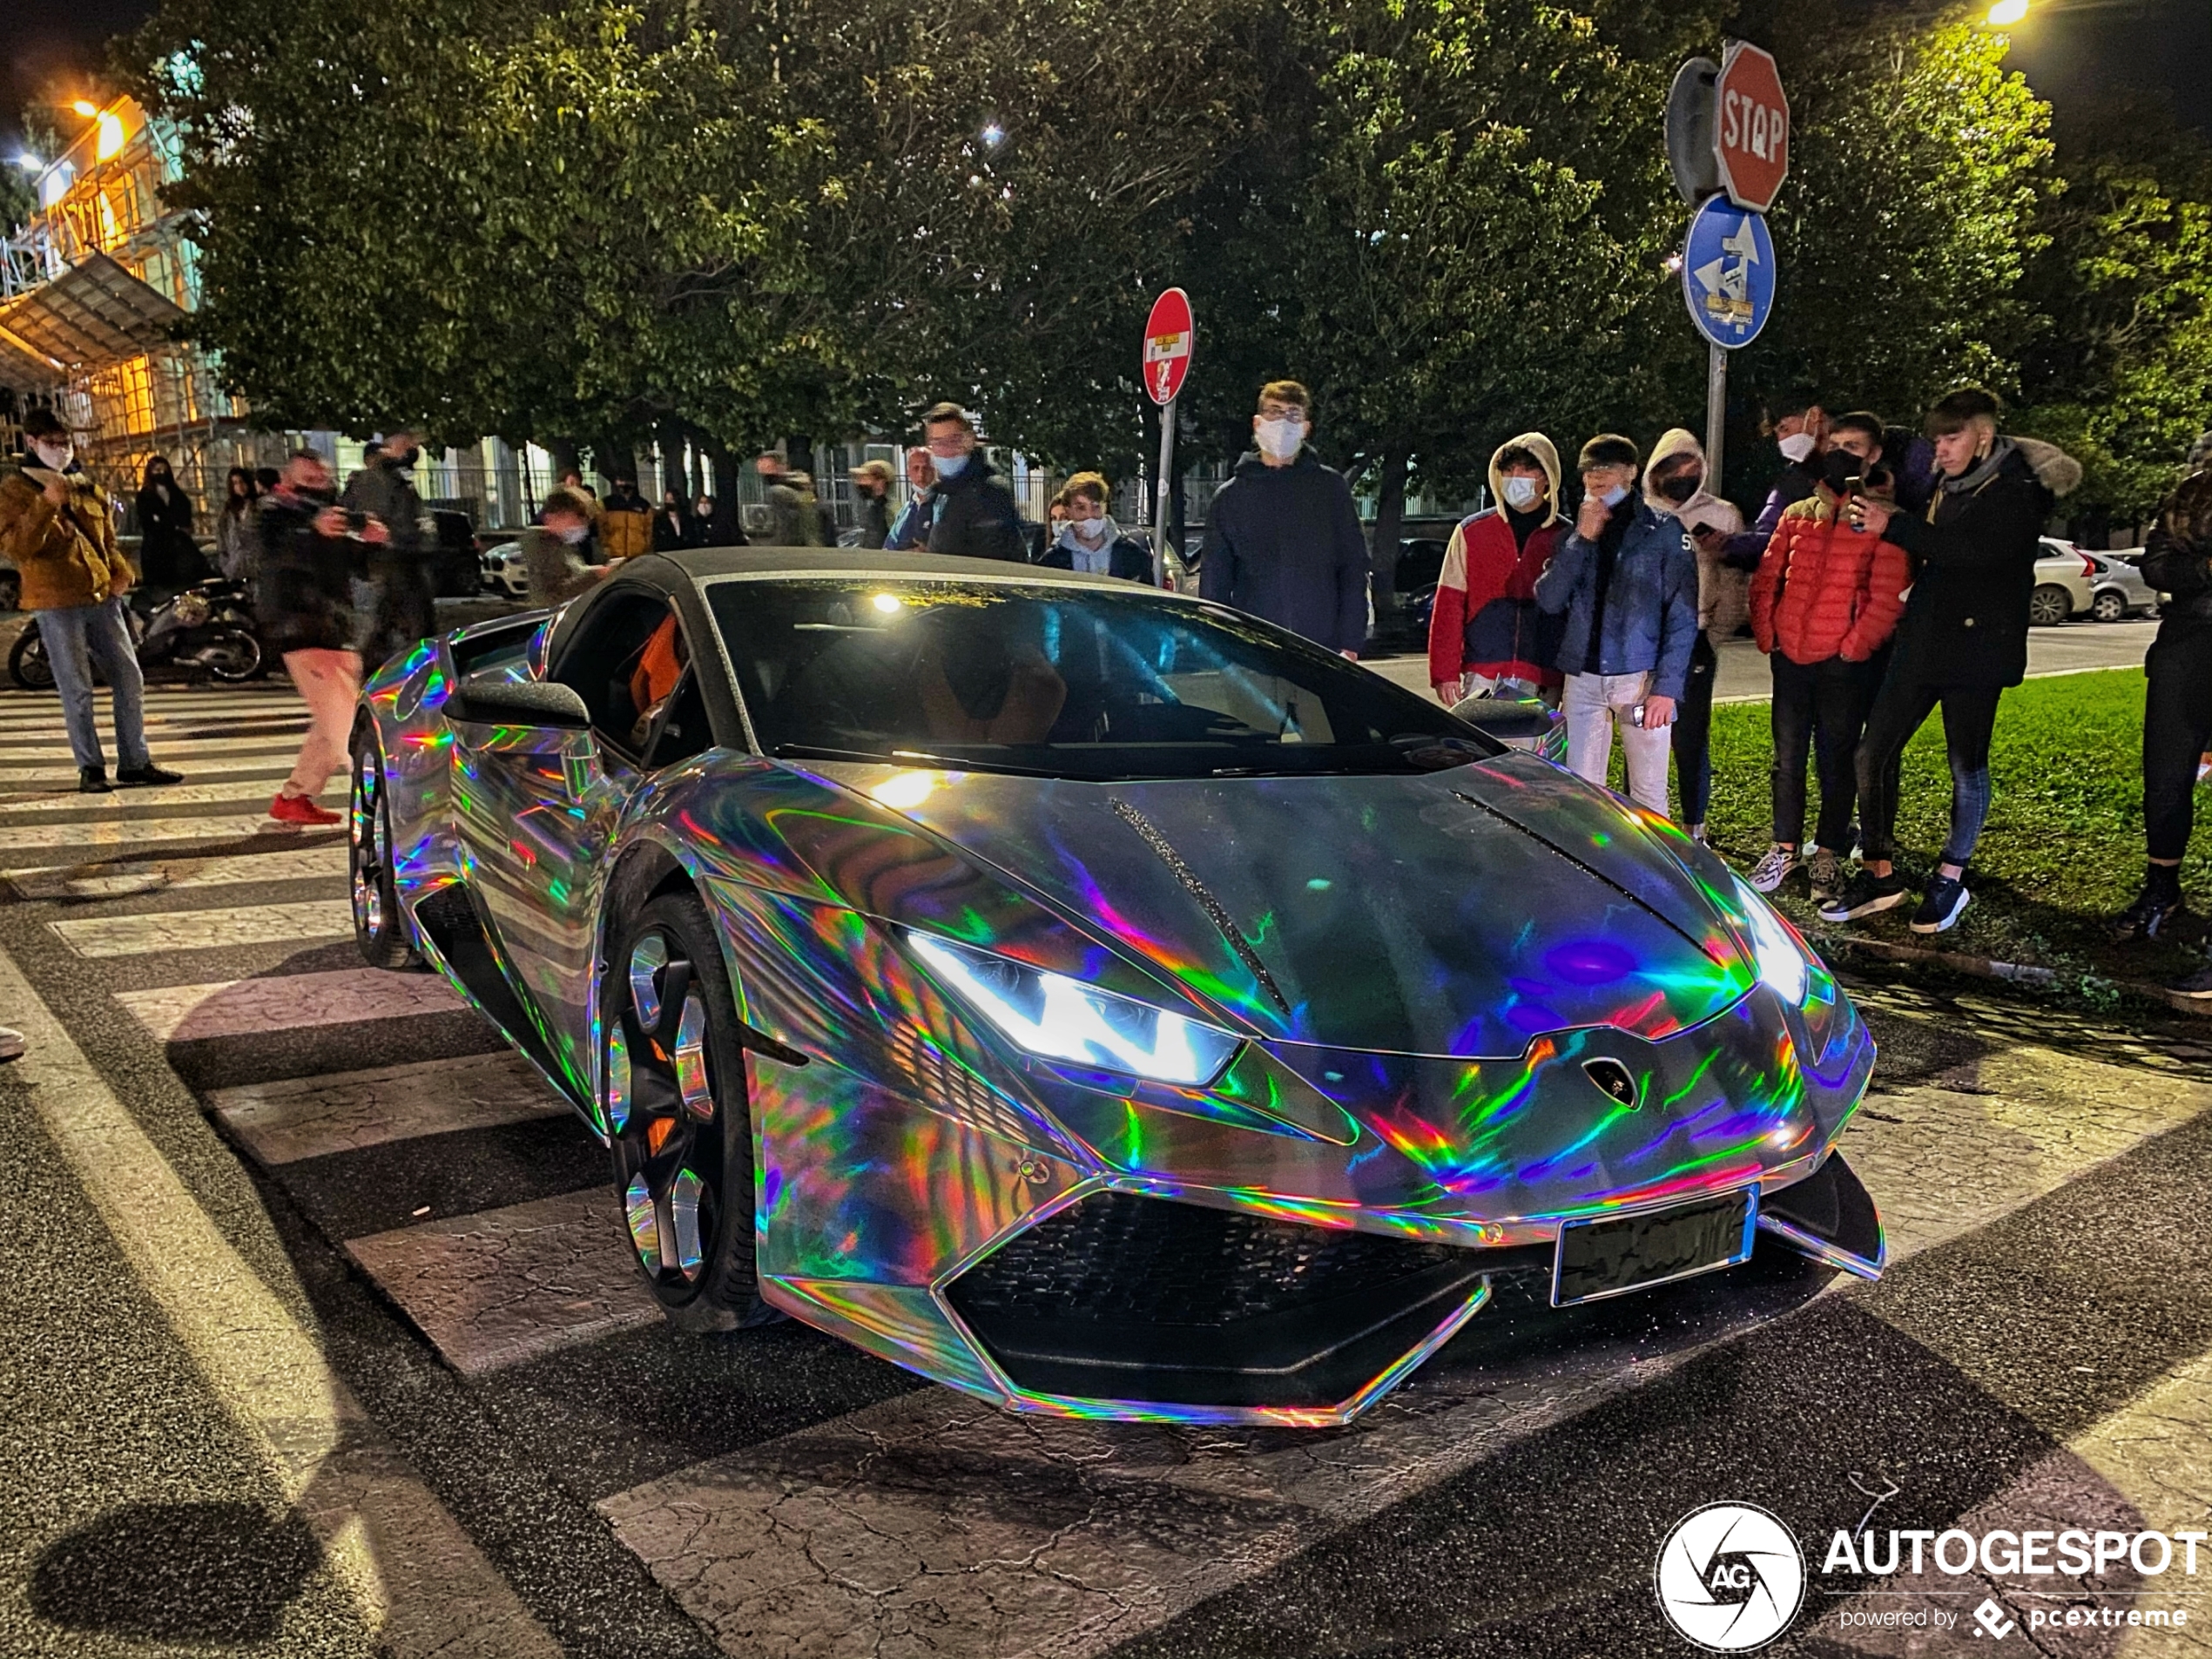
top-left (1805, 929), bottom-right (2212, 1019)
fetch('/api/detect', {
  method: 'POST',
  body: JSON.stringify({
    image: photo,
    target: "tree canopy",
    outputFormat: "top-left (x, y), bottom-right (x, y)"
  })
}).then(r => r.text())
top-left (120, 0), bottom-right (2212, 520)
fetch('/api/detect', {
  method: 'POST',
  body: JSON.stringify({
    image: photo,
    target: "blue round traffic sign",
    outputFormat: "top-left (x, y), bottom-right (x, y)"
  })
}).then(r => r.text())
top-left (1681, 197), bottom-right (1776, 348)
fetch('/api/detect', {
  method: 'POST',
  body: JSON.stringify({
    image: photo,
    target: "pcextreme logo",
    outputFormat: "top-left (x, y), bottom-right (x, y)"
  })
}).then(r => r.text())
top-left (1655, 1503), bottom-right (1807, 1652)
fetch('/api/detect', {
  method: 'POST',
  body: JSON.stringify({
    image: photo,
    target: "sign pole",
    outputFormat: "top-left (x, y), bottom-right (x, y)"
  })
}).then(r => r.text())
top-left (1704, 340), bottom-right (1727, 496)
top-left (1153, 395), bottom-right (1177, 587)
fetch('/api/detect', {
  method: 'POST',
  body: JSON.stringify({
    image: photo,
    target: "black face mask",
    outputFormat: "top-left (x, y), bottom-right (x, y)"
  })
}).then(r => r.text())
top-left (388, 447), bottom-right (421, 469)
top-left (1656, 473), bottom-right (1700, 504)
top-left (1822, 448), bottom-right (1863, 491)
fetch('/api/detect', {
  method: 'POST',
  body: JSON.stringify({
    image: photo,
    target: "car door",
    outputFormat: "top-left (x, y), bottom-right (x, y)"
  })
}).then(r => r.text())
top-left (449, 582), bottom-right (685, 1091)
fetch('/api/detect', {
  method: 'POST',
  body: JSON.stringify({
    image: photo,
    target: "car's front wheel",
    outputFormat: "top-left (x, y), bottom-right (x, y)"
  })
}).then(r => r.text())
top-left (603, 891), bottom-right (764, 1332)
top-left (2028, 583), bottom-right (2074, 627)
top-left (349, 733), bottom-right (418, 968)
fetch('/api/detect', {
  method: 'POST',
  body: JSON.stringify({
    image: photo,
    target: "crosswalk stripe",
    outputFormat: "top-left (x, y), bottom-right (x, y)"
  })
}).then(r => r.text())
top-left (3, 846), bottom-right (347, 899)
top-left (0, 777), bottom-right (335, 814)
top-left (0, 732), bottom-right (306, 760)
top-left (51, 897), bottom-right (354, 958)
top-left (207, 1052), bottom-right (570, 1166)
top-left (118, 967), bottom-right (466, 1042)
top-left (594, 1038), bottom-right (2212, 1659)
top-left (345, 1188), bottom-right (659, 1374)
top-left (0, 755), bottom-right (300, 786)
top-left (0, 814), bottom-right (326, 853)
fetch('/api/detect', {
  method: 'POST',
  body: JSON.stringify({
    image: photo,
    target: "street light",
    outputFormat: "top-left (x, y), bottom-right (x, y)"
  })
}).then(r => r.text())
top-left (1987, 0), bottom-right (2029, 24)
top-left (11, 153), bottom-right (44, 172)
top-left (71, 99), bottom-right (98, 118)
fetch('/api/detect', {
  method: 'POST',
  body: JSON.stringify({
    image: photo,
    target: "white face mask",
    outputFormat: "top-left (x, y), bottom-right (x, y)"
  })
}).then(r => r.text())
top-left (1777, 432), bottom-right (1817, 464)
top-left (1255, 417), bottom-right (1306, 460)
top-left (556, 523), bottom-right (591, 546)
top-left (1599, 483), bottom-right (1630, 509)
top-left (1501, 475), bottom-right (1545, 510)
top-left (933, 450), bottom-right (969, 480)
top-left (30, 440), bottom-right (71, 471)
top-left (1073, 514), bottom-right (1107, 541)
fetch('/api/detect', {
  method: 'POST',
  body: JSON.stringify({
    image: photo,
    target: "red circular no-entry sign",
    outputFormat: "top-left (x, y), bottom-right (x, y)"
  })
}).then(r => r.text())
top-left (1143, 288), bottom-right (1193, 406)
top-left (1714, 42), bottom-right (1789, 213)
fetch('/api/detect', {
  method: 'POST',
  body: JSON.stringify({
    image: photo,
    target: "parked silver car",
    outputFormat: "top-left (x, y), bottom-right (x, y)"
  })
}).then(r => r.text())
top-left (2086, 550), bottom-right (2157, 622)
top-left (2029, 539), bottom-right (2096, 626)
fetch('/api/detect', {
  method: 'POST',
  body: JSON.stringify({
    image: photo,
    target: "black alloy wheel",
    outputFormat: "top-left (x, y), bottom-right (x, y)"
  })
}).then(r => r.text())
top-left (604, 891), bottom-right (763, 1332)
top-left (348, 733), bottom-right (417, 968)
top-left (8, 627), bottom-right (54, 691)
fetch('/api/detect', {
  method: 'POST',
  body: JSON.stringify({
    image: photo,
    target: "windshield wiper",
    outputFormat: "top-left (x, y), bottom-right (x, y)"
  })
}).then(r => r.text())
top-left (768, 743), bottom-right (1065, 779)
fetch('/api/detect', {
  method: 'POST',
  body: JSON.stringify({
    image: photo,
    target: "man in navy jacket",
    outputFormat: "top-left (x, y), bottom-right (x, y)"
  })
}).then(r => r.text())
top-left (1534, 433), bottom-right (1701, 818)
top-left (1197, 381), bottom-right (1370, 657)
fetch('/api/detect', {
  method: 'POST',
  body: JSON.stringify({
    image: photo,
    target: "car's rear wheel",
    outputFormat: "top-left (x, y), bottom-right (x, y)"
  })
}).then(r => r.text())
top-left (603, 891), bottom-right (764, 1332)
top-left (2028, 584), bottom-right (2074, 627)
top-left (2091, 589), bottom-right (2128, 623)
top-left (9, 627), bottom-right (54, 691)
top-left (349, 734), bottom-right (418, 968)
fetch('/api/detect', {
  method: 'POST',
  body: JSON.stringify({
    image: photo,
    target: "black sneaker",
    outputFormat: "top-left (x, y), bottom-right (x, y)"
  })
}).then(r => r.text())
top-left (115, 761), bottom-right (184, 786)
top-left (78, 766), bottom-right (110, 794)
top-left (2114, 883), bottom-right (2185, 942)
top-left (1910, 873), bottom-right (1971, 934)
top-left (2169, 961), bottom-right (2212, 999)
top-left (1817, 867), bottom-right (1909, 923)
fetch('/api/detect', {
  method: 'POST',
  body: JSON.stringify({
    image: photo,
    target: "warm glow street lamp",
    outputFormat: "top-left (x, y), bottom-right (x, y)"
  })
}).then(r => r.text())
top-left (1987, 0), bottom-right (2029, 25)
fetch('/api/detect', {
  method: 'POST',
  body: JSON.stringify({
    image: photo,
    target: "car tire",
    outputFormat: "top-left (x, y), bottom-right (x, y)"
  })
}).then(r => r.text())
top-left (2028, 584), bottom-right (2073, 627)
top-left (348, 731), bottom-right (420, 969)
top-left (602, 890), bottom-right (765, 1332)
top-left (8, 626), bottom-right (54, 691)
top-left (2091, 590), bottom-right (2128, 623)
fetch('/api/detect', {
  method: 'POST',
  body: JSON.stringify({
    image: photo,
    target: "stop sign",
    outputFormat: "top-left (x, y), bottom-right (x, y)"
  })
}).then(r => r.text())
top-left (1713, 42), bottom-right (1788, 212)
top-left (1142, 288), bottom-right (1193, 405)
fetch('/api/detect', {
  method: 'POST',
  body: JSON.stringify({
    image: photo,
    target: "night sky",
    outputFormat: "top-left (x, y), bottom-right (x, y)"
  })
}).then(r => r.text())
top-left (4, 0), bottom-right (2208, 160)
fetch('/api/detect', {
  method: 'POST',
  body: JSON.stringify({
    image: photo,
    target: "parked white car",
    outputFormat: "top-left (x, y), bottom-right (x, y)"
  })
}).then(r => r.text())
top-left (480, 539), bottom-right (530, 599)
top-left (2086, 550), bottom-right (2158, 621)
top-left (2029, 538), bottom-right (2096, 626)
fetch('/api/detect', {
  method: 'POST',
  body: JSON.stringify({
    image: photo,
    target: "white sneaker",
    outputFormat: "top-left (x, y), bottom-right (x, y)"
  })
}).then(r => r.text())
top-left (0, 1026), bottom-right (24, 1062)
top-left (1747, 844), bottom-right (1800, 894)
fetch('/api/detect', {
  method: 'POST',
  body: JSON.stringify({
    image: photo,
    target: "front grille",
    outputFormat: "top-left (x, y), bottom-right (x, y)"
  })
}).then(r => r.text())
top-left (946, 1191), bottom-right (1492, 1411)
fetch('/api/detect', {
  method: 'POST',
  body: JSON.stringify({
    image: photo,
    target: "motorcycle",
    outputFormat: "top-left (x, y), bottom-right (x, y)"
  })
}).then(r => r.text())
top-left (9, 578), bottom-right (264, 691)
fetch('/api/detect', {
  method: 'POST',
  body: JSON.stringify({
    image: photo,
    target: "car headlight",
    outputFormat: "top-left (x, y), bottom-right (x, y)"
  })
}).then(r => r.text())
top-left (1730, 873), bottom-right (1811, 1004)
top-left (904, 930), bottom-right (1240, 1087)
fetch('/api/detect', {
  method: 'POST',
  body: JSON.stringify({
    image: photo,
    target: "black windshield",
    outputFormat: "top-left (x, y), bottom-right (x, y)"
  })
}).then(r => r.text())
top-left (705, 577), bottom-right (1494, 780)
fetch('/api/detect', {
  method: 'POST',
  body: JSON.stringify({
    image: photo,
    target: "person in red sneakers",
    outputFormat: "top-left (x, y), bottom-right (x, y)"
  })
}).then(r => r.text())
top-left (1426, 434), bottom-right (1568, 704)
top-left (259, 448), bottom-right (378, 827)
top-left (1743, 414), bottom-right (1912, 900)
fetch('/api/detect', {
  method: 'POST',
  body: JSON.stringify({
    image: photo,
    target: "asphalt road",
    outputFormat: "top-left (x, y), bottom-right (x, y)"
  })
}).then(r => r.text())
top-left (1368, 617), bottom-right (2161, 704)
top-left (3, 680), bottom-right (2211, 1658)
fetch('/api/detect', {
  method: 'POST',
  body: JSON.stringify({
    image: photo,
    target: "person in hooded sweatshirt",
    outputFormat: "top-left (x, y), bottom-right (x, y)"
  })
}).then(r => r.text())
top-left (1642, 429), bottom-right (1745, 845)
top-left (1824, 388), bottom-right (2079, 934)
top-left (1743, 412), bottom-right (1911, 903)
top-left (1197, 380), bottom-right (1369, 657)
top-left (1426, 434), bottom-right (1568, 704)
top-left (1039, 472), bottom-right (1151, 581)
top-left (1533, 434), bottom-right (1700, 817)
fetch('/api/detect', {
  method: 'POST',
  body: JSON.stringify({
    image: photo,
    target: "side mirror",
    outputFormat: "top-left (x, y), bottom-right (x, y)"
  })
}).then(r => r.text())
top-left (446, 678), bottom-right (592, 732)
top-left (1451, 692), bottom-right (1564, 756)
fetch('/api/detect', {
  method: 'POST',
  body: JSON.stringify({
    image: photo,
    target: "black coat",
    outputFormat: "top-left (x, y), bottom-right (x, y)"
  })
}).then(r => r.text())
top-left (1197, 450), bottom-right (1369, 653)
top-left (257, 489), bottom-right (357, 656)
top-left (924, 454), bottom-right (1027, 563)
top-left (1879, 444), bottom-right (2052, 688)
top-left (2145, 468), bottom-right (2212, 633)
top-left (1039, 533), bottom-right (1153, 583)
top-left (136, 481), bottom-right (207, 583)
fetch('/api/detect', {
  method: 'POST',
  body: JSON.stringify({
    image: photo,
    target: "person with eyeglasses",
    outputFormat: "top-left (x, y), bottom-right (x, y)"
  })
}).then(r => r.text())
top-left (1196, 380), bottom-right (1369, 658)
top-left (916, 403), bottom-right (1026, 563)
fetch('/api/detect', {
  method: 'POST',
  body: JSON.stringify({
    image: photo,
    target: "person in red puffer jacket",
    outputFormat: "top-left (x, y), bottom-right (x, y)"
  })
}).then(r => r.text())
top-left (1743, 412), bottom-right (1910, 901)
top-left (1427, 433), bottom-right (1568, 702)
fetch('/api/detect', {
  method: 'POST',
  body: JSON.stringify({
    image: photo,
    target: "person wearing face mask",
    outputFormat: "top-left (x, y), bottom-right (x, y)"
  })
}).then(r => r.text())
top-left (260, 448), bottom-right (376, 826)
top-left (1426, 434), bottom-right (1568, 703)
top-left (135, 455), bottom-right (207, 590)
top-left (341, 428), bottom-right (432, 669)
top-left (1743, 413), bottom-right (1911, 901)
top-left (1824, 388), bottom-right (2079, 934)
top-left (1714, 395), bottom-right (1829, 574)
top-left (1532, 434), bottom-right (1700, 816)
top-left (850, 461), bottom-right (894, 550)
top-left (0, 410), bottom-right (182, 793)
top-left (1642, 429), bottom-right (1746, 845)
top-left (1197, 380), bottom-right (1369, 657)
top-left (522, 488), bottom-right (610, 608)
top-left (918, 403), bottom-right (1027, 563)
top-left (1040, 473), bottom-right (1151, 581)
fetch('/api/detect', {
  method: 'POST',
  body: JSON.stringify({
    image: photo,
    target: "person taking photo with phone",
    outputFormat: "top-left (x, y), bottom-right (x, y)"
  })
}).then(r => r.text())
top-left (1534, 434), bottom-right (1700, 816)
top-left (1642, 428), bottom-right (1743, 845)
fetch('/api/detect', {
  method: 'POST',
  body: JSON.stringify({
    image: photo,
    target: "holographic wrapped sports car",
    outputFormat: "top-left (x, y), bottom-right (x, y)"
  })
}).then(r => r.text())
top-left (349, 549), bottom-right (1883, 1426)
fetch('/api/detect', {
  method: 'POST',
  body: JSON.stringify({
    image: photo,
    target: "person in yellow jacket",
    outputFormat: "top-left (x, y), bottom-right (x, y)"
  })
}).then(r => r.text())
top-left (597, 469), bottom-right (655, 563)
top-left (0, 411), bottom-right (183, 793)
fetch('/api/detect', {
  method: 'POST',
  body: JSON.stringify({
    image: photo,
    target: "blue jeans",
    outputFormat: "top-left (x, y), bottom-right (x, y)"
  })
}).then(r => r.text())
top-left (1855, 675), bottom-right (2001, 868)
top-left (40, 597), bottom-right (148, 773)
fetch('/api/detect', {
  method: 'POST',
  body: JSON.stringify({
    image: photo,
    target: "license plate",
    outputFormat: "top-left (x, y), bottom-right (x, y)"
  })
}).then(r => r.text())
top-left (1551, 1190), bottom-right (1756, 1307)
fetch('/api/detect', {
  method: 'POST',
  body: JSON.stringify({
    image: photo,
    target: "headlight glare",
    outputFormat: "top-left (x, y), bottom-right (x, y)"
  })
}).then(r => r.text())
top-left (1731, 873), bottom-right (1811, 1004)
top-left (905, 930), bottom-right (1239, 1087)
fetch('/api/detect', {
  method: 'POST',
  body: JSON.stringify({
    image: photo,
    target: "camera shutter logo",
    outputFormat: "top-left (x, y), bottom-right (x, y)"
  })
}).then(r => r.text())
top-left (1654, 1502), bottom-right (1804, 1651)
